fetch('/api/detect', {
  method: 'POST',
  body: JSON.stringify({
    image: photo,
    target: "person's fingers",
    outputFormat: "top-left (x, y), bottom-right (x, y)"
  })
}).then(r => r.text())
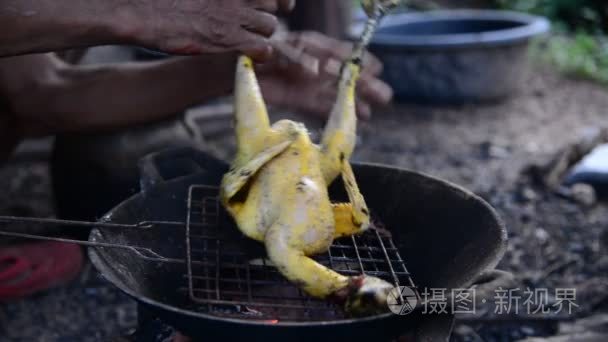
top-left (322, 58), bottom-right (392, 105)
top-left (289, 31), bottom-right (351, 62)
top-left (357, 73), bottom-right (394, 105)
top-left (316, 57), bottom-right (340, 85)
top-left (311, 90), bottom-right (373, 119)
top-left (261, 77), bottom-right (377, 119)
top-left (310, 84), bottom-right (373, 119)
top-left (317, 81), bottom-right (373, 120)
top-left (270, 42), bottom-right (319, 78)
top-left (356, 101), bottom-right (372, 120)
top-left (287, 32), bottom-right (384, 76)
top-left (241, 10), bottom-right (279, 37)
top-left (236, 31), bottom-right (274, 61)
top-left (265, 80), bottom-right (335, 117)
top-left (361, 51), bottom-right (383, 76)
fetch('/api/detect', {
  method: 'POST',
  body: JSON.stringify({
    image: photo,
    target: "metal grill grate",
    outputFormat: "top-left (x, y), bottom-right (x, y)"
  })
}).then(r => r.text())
top-left (183, 185), bottom-right (417, 322)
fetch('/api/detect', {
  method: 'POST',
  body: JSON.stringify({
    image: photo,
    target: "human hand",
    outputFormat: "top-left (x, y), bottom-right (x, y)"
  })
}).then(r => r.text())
top-left (256, 31), bottom-right (393, 119)
top-left (128, 0), bottom-right (295, 61)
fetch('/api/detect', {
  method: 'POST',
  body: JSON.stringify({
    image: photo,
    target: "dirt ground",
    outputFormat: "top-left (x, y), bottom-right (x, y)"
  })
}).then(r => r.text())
top-left (0, 63), bottom-right (607, 341)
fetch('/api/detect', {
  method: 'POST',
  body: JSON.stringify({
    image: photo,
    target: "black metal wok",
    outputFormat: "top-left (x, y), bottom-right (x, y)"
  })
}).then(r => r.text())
top-left (80, 147), bottom-right (507, 341)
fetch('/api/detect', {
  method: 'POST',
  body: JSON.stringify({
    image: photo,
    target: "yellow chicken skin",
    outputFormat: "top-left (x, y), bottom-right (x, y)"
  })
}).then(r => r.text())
top-left (219, 55), bottom-right (394, 316)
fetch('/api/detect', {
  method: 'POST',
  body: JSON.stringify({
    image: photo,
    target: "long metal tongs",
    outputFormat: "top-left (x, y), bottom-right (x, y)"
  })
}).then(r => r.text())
top-left (0, 216), bottom-right (189, 263)
top-left (0, 185), bottom-right (219, 263)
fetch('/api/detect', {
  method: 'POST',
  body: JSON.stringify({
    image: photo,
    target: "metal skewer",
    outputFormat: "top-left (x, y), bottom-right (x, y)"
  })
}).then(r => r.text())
top-left (353, 0), bottom-right (403, 61)
top-left (0, 216), bottom-right (187, 263)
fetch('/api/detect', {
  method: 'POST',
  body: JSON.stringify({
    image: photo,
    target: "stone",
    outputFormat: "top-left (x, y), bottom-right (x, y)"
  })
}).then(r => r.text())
top-left (570, 183), bottom-right (597, 207)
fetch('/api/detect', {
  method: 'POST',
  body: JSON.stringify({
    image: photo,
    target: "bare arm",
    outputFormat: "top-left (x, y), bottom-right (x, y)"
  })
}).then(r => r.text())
top-left (0, 0), bottom-right (134, 57)
top-left (0, 53), bottom-right (237, 136)
top-left (0, 31), bottom-right (392, 160)
top-left (0, 0), bottom-right (294, 59)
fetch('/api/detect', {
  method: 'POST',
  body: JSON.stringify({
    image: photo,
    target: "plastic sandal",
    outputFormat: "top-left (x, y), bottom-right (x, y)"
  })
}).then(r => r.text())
top-left (0, 242), bottom-right (84, 301)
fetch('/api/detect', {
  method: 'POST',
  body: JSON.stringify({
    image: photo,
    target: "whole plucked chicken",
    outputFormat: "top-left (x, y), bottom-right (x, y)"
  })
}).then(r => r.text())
top-left (220, 0), bottom-right (401, 316)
